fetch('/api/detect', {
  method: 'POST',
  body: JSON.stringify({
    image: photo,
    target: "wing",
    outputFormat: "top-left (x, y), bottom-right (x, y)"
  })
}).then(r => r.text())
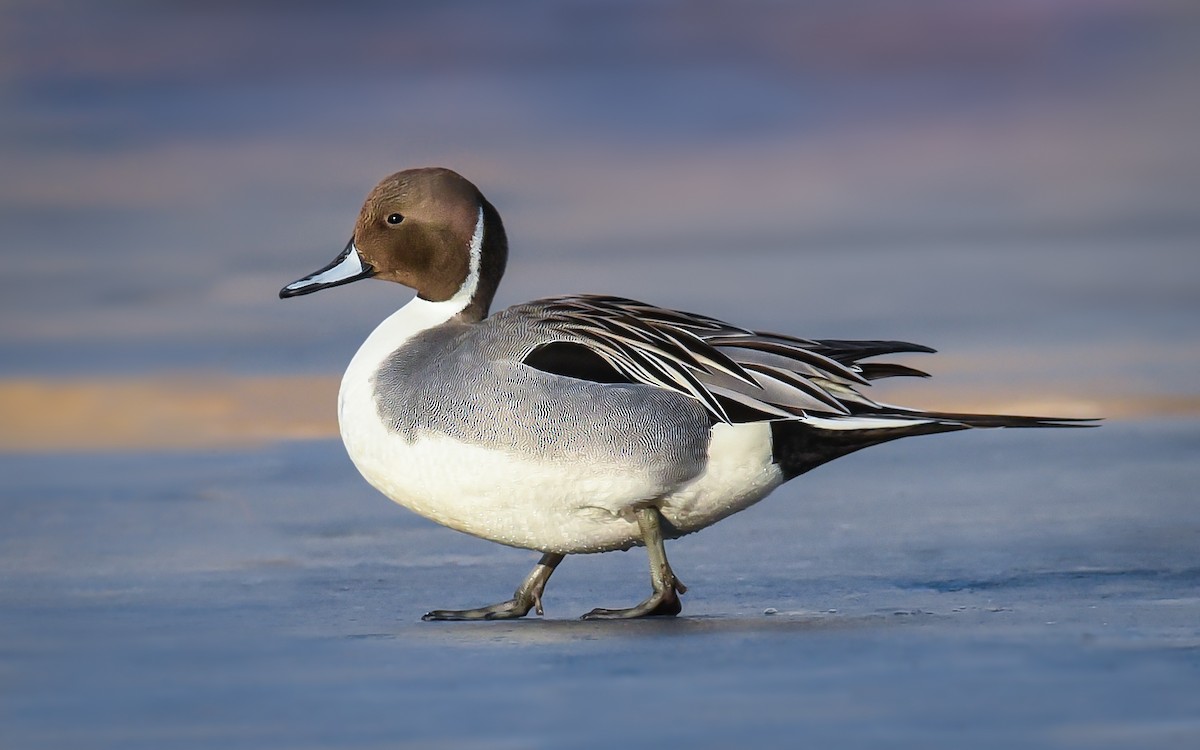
top-left (514, 294), bottom-right (1096, 431)
top-left (513, 295), bottom-right (929, 424)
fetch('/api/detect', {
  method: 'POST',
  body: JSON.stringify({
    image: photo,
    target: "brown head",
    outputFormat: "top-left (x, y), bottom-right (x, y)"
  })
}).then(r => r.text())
top-left (280, 167), bottom-right (508, 321)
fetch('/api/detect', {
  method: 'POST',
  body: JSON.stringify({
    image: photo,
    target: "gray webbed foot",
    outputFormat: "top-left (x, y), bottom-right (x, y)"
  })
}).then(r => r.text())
top-left (421, 552), bottom-right (563, 622)
top-left (581, 581), bottom-right (685, 620)
top-left (423, 597), bottom-right (535, 621)
top-left (580, 506), bottom-right (688, 621)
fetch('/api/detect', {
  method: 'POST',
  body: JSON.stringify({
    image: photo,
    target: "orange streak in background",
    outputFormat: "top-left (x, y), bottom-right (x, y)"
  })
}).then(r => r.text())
top-left (0, 375), bottom-right (1191, 453)
top-left (0, 376), bottom-right (339, 453)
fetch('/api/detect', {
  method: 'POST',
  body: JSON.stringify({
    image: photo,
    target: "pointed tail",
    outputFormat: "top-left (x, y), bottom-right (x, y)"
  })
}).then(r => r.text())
top-left (770, 409), bottom-right (1099, 481)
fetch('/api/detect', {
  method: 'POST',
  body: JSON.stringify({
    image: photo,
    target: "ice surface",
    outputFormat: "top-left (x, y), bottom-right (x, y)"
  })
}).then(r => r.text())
top-left (2, 423), bottom-right (1197, 748)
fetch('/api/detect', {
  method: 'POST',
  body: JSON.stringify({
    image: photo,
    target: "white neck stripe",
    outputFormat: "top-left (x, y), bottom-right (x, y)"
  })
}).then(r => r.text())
top-left (343, 204), bottom-right (485, 382)
top-left (441, 204), bottom-right (485, 315)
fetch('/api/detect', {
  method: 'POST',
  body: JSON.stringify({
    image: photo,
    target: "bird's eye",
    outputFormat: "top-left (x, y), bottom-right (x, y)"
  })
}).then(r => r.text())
top-left (386, 213), bottom-right (404, 225)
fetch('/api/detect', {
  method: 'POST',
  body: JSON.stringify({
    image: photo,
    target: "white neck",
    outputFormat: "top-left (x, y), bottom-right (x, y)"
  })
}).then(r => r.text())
top-left (341, 204), bottom-right (486, 391)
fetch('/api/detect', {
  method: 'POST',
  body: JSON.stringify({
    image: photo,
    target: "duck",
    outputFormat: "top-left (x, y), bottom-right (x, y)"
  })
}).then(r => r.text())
top-left (280, 167), bottom-right (1093, 620)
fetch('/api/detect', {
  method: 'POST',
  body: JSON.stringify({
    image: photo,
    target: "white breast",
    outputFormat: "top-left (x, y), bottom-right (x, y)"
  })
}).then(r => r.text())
top-left (336, 296), bottom-right (673, 553)
top-left (339, 385), bottom-right (653, 552)
top-left (341, 354), bottom-right (784, 553)
top-left (336, 287), bottom-right (785, 554)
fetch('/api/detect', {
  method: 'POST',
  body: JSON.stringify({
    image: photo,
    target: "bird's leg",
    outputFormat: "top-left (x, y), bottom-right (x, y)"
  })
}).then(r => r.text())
top-left (422, 552), bottom-right (564, 621)
top-left (582, 506), bottom-right (687, 620)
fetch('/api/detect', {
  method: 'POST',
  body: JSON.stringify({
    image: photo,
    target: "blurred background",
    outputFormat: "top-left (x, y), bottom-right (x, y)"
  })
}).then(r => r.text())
top-left (4, 4), bottom-right (1200, 747)
top-left (2, 0), bottom-right (1198, 450)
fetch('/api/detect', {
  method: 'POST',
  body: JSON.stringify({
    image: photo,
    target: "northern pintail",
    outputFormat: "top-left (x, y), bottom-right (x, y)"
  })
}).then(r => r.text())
top-left (281, 167), bottom-right (1094, 620)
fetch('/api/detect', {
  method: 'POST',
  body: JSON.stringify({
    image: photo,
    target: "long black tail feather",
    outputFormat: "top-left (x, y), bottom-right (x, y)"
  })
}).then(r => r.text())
top-left (865, 406), bottom-right (1100, 429)
top-left (771, 408), bottom-right (1100, 480)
